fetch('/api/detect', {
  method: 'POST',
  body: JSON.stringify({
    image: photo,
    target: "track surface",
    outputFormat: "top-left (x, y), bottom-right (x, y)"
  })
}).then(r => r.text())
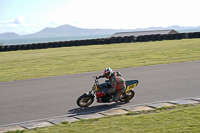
top-left (0, 61), bottom-right (200, 126)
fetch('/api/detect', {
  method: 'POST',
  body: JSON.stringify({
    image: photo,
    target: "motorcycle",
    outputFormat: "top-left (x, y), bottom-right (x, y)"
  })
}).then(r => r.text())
top-left (76, 76), bottom-right (139, 107)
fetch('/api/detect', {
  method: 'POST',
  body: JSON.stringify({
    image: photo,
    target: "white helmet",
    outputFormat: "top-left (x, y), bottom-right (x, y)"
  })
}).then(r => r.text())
top-left (103, 67), bottom-right (113, 78)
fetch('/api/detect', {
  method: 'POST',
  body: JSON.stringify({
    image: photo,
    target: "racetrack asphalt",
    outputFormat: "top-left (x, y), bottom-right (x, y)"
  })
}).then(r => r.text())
top-left (0, 60), bottom-right (200, 126)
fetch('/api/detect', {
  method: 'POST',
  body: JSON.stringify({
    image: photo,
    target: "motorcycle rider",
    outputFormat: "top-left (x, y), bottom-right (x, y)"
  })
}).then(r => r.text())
top-left (97, 67), bottom-right (126, 103)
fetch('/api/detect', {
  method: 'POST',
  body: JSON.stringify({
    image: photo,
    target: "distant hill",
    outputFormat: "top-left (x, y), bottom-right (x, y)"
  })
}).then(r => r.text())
top-left (0, 24), bottom-right (200, 40)
top-left (22, 24), bottom-right (130, 38)
top-left (0, 24), bottom-right (128, 39)
top-left (0, 32), bottom-right (20, 39)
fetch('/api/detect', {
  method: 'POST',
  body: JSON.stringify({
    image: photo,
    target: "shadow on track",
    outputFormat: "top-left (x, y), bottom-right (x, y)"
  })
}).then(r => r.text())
top-left (67, 102), bottom-right (130, 116)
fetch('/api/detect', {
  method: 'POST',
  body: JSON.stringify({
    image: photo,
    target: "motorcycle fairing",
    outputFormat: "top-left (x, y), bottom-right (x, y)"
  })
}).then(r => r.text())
top-left (92, 84), bottom-right (98, 93)
top-left (96, 91), bottom-right (105, 98)
top-left (82, 93), bottom-right (94, 98)
top-left (99, 80), bottom-right (139, 93)
top-left (125, 80), bottom-right (139, 92)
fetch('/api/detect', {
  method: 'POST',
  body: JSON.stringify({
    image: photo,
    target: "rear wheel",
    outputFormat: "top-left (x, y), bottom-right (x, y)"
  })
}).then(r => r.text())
top-left (120, 90), bottom-right (135, 102)
top-left (77, 95), bottom-right (94, 107)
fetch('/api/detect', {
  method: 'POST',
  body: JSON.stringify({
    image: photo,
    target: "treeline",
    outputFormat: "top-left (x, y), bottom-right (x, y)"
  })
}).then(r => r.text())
top-left (0, 32), bottom-right (200, 52)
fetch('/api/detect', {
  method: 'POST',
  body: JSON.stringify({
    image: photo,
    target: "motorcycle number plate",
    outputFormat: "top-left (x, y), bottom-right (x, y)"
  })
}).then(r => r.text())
top-left (92, 84), bottom-right (98, 93)
top-left (126, 83), bottom-right (137, 92)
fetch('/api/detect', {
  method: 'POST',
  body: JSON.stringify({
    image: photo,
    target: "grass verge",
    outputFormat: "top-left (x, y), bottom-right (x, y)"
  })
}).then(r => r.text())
top-left (0, 38), bottom-right (200, 82)
top-left (5, 104), bottom-right (200, 133)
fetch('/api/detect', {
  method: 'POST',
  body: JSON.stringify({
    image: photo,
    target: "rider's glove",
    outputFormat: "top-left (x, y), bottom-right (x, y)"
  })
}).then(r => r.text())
top-left (96, 75), bottom-right (103, 79)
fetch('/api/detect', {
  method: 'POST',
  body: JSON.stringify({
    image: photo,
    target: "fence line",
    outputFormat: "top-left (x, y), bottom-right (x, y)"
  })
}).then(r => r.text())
top-left (0, 32), bottom-right (200, 52)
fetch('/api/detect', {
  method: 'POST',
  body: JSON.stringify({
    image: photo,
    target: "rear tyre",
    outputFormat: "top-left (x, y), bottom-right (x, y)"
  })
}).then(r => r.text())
top-left (120, 90), bottom-right (135, 102)
top-left (77, 95), bottom-right (94, 107)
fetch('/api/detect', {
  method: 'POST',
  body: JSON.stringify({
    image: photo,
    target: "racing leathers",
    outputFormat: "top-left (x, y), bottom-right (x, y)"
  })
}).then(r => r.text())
top-left (100, 71), bottom-right (126, 102)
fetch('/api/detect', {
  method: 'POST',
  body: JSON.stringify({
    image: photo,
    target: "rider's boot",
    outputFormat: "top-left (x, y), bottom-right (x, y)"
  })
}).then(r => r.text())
top-left (109, 95), bottom-right (114, 102)
top-left (97, 98), bottom-right (101, 103)
top-left (110, 95), bottom-right (120, 103)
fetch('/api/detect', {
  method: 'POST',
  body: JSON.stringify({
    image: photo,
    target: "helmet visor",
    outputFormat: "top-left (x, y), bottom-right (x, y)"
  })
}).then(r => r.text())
top-left (104, 72), bottom-right (110, 77)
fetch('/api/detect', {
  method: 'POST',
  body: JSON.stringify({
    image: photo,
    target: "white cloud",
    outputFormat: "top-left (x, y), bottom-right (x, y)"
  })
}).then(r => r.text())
top-left (23, 23), bottom-right (41, 27)
top-left (1, 0), bottom-right (200, 34)
top-left (10, 24), bottom-right (18, 27)
top-left (0, 16), bottom-right (26, 25)
top-left (49, 22), bottom-right (57, 26)
top-left (0, 18), bottom-right (46, 34)
top-left (14, 16), bottom-right (25, 24)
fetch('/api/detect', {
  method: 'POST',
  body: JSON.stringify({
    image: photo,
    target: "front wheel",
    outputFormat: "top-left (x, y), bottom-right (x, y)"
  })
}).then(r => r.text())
top-left (77, 95), bottom-right (94, 107)
top-left (120, 90), bottom-right (135, 102)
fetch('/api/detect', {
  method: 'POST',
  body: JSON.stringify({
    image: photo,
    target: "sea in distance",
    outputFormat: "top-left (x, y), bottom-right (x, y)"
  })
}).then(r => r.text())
top-left (1, 29), bottom-right (200, 46)
top-left (0, 34), bottom-right (112, 46)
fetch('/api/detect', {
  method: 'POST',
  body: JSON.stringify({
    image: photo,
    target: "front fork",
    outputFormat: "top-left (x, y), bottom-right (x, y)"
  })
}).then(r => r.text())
top-left (83, 90), bottom-right (94, 103)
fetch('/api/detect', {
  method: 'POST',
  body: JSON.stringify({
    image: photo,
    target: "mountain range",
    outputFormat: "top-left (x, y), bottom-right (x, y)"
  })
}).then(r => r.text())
top-left (0, 24), bottom-right (200, 40)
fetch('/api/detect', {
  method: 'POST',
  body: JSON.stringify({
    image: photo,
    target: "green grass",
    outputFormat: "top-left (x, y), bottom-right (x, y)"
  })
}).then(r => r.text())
top-left (6, 104), bottom-right (200, 133)
top-left (0, 39), bottom-right (200, 82)
top-left (2, 39), bottom-right (200, 133)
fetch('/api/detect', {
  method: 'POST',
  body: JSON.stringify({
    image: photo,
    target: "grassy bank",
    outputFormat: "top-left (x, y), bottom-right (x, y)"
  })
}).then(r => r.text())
top-left (6, 104), bottom-right (200, 133)
top-left (0, 39), bottom-right (200, 82)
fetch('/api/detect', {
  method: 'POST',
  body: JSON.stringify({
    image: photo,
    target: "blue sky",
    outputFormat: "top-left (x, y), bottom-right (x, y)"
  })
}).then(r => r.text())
top-left (0, 0), bottom-right (200, 35)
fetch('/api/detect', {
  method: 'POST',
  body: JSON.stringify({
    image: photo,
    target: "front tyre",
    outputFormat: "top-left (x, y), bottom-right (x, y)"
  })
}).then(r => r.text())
top-left (120, 90), bottom-right (135, 102)
top-left (77, 95), bottom-right (94, 107)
